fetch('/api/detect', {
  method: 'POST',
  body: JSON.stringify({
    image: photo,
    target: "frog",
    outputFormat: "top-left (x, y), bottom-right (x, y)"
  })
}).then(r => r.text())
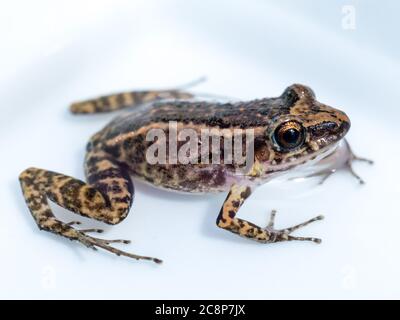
top-left (19, 82), bottom-right (372, 264)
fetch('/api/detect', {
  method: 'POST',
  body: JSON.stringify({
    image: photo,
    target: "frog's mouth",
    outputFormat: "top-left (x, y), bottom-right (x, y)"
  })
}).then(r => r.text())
top-left (258, 142), bottom-right (346, 187)
top-left (267, 140), bottom-right (341, 177)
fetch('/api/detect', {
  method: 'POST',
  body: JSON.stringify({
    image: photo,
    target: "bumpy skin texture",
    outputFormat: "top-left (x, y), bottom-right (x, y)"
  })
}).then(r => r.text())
top-left (19, 84), bottom-right (351, 263)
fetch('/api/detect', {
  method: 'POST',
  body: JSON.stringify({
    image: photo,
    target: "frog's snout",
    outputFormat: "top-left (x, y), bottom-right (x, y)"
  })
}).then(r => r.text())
top-left (339, 118), bottom-right (350, 137)
top-left (307, 110), bottom-right (350, 149)
top-left (336, 110), bottom-right (351, 138)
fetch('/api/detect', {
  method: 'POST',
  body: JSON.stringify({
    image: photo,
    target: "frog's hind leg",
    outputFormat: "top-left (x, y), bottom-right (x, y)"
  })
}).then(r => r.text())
top-left (69, 78), bottom-right (208, 114)
top-left (19, 153), bottom-right (162, 264)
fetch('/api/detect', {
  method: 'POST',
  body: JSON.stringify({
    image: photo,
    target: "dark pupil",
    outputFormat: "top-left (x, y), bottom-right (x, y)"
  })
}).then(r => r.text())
top-left (282, 128), bottom-right (300, 145)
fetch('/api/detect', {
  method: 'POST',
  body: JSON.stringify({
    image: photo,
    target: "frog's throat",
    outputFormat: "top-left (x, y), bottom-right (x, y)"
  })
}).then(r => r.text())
top-left (298, 141), bottom-right (341, 169)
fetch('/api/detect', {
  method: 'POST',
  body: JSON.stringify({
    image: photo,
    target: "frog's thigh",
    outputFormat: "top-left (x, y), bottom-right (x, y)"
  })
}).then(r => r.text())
top-left (216, 184), bottom-right (271, 242)
top-left (20, 168), bottom-right (131, 232)
top-left (20, 158), bottom-right (133, 229)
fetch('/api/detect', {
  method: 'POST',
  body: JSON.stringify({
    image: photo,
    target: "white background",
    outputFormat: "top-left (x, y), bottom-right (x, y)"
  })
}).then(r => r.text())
top-left (0, 0), bottom-right (399, 299)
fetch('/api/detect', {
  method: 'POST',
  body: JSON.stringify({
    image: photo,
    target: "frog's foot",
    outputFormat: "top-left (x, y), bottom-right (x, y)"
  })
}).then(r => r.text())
top-left (78, 228), bottom-right (131, 244)
top-left (265, 210), bottom-right (324, 243)
top-left (76, 233), bottom-right (162, 263)
top-left (343, 142), bottom-right (374, 185)
top-left (72, 225), bottom-right (132, 244)
top-left (302, 139), bottom-right (373, 185)
top-left (68, 228), bottom-right (159, 263)
top-left (301, 169), bottom-right (337, 185)
top-left (66, 221), bottom-right (82, 226)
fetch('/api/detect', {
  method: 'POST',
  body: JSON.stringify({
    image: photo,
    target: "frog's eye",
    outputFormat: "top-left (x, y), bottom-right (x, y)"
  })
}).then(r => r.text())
top-left (273, 121), bottom-right (305, 150)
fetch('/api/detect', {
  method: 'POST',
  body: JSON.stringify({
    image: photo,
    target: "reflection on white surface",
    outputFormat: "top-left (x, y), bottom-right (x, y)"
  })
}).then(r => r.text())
top-left (0, 0), bottom-right (399, 299)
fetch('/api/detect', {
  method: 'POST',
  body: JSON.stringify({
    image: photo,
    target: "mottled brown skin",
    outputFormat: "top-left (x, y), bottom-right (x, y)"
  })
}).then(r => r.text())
top-left (19, 83), bottom-right (354, 263)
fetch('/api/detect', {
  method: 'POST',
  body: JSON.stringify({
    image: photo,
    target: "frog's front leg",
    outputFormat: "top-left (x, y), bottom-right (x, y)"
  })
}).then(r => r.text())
top-left (342, 139), bottom-right (374, 184)
top-left (305, 139), bottom-right (374, 185)
top-left (216, 184), bottom-right (323, 243)
top-left (19, 149), bottom-right (162, 264)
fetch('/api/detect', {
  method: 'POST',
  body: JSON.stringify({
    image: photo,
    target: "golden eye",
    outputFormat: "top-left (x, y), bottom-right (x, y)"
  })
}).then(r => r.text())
top-left (273, 121), bottom-right (305, 150)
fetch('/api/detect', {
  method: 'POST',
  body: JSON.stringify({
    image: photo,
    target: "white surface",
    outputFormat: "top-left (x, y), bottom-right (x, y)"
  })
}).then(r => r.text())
top-left (0, 0), bottom-right (399, 299)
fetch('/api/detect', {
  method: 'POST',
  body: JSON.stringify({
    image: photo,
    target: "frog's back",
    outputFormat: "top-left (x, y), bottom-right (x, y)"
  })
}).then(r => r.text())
top-left (101, 98), bottom-right (288, 141)
top-left (84, 98), bottom-right (285, 193)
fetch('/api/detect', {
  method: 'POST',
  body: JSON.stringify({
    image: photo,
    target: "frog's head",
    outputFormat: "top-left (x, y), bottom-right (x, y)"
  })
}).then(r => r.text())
top-left (256, 84), bottom-right (350, 172)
